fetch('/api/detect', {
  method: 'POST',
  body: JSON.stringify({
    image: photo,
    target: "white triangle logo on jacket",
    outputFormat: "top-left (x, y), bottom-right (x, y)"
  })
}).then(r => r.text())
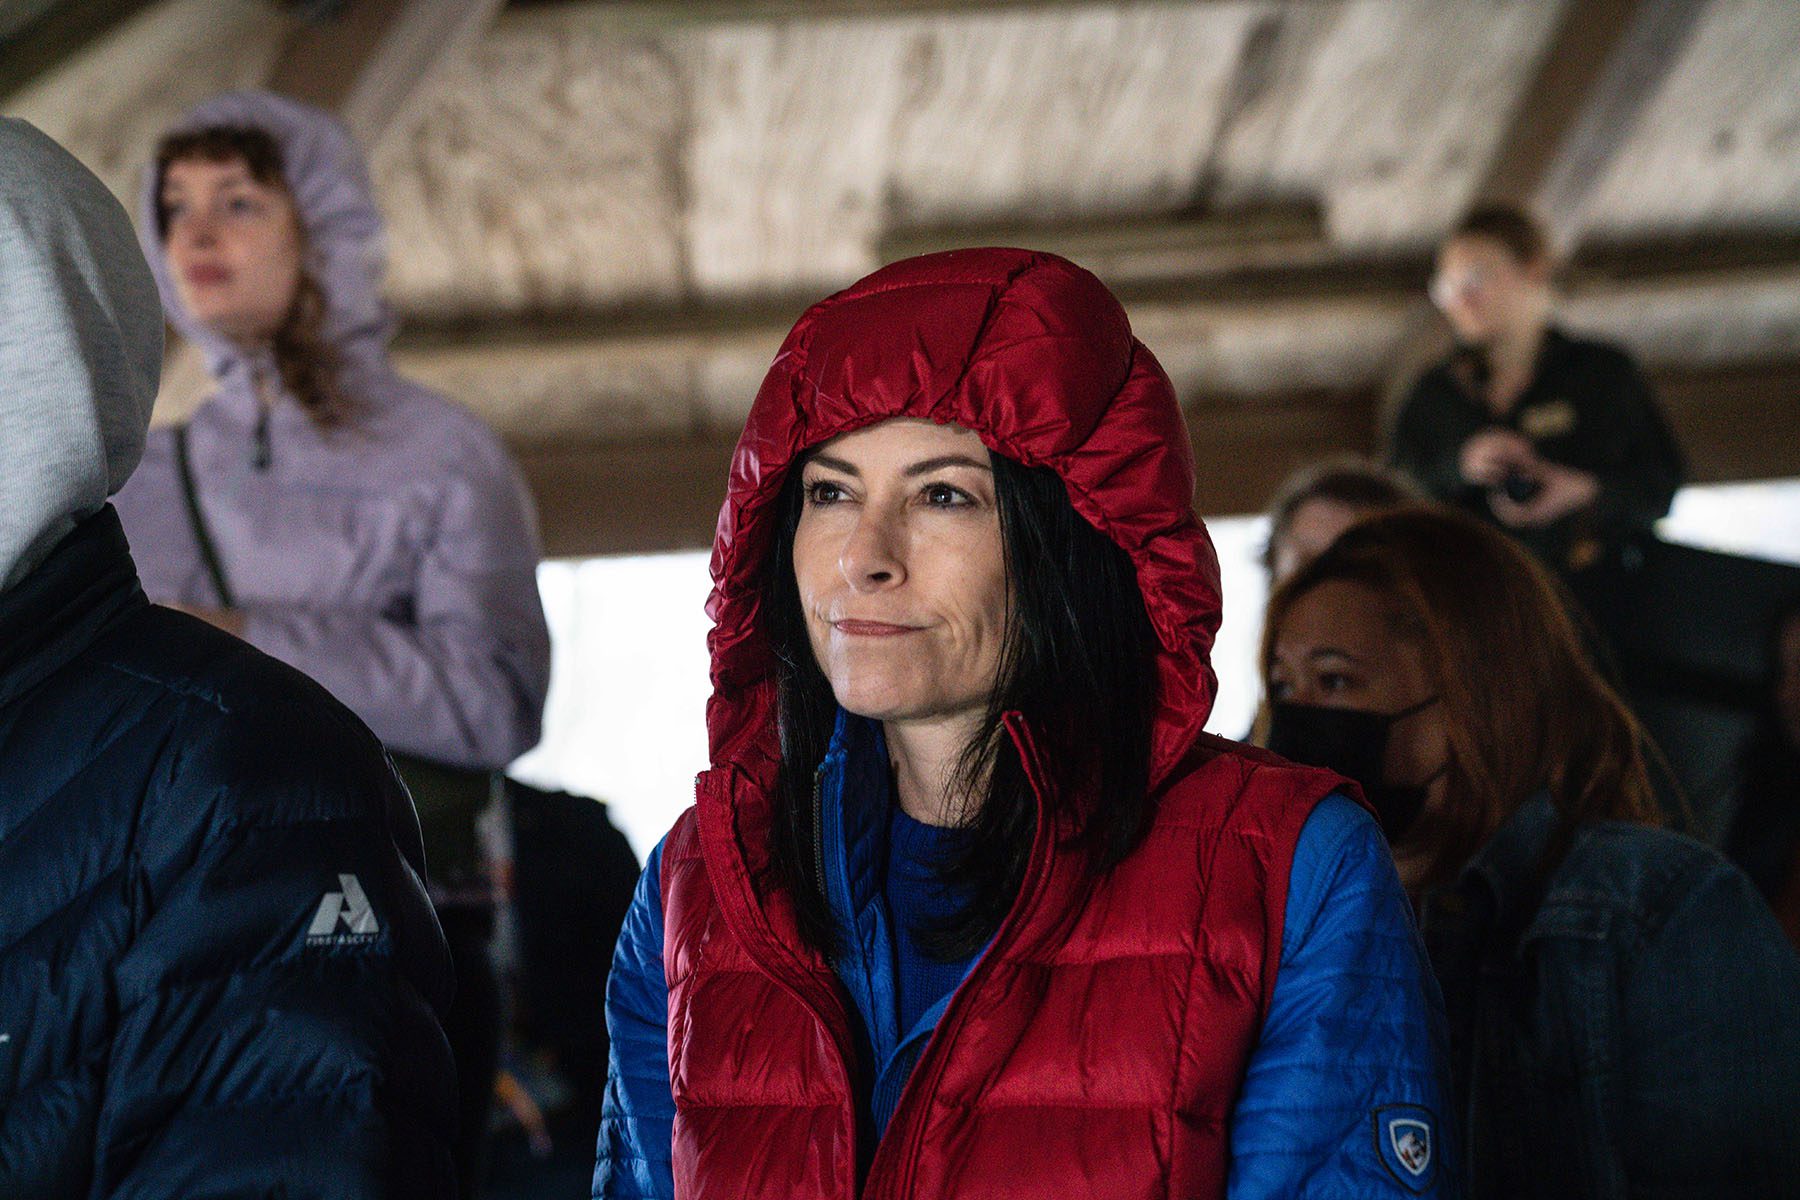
top-left (306, 874), bottom-right (380, 944)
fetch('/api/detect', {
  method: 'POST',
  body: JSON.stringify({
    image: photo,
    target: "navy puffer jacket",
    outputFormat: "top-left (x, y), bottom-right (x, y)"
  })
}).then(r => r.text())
top-left (0, 508), bottom-right (456, 1198)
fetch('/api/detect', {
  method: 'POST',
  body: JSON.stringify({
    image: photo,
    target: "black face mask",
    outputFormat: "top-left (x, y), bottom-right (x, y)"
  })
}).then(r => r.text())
top-left (1266, 697), bottom-right (1442, 841)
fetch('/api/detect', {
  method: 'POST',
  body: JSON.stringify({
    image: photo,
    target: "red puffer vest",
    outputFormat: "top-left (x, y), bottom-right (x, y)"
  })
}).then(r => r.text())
top-left (669, 249), bottom-right (1345, 1198)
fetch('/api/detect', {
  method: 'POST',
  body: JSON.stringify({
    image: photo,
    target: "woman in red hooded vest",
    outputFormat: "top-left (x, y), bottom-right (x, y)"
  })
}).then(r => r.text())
top-left (594, 249), bottom-right (1454, 1199)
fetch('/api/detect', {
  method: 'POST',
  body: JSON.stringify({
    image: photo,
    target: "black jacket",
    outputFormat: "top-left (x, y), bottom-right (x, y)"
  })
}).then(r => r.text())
top-left (1390, 328), bottom-right (1685, 573)
top-left (0, 507), bottom-right (456, 1198)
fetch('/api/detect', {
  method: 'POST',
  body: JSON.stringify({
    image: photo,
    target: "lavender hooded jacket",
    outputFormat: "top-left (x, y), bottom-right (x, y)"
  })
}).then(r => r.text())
top-left (115, 91), bottom-right (550, 772)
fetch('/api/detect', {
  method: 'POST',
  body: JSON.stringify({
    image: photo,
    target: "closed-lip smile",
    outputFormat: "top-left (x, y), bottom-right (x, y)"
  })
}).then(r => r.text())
top-left (832, 619), bottom-right (920, 637)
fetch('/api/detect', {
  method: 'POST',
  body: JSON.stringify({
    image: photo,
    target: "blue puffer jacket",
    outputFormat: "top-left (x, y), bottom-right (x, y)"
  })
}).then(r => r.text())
top-left (595, 714), bottom-right (1459, 1199)
top-left (0, 509), bottom-right (458, 1198)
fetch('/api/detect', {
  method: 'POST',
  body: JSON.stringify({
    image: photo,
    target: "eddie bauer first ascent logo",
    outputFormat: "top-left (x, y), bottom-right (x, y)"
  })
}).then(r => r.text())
top-left (307, 874), bottom-right (381, 947)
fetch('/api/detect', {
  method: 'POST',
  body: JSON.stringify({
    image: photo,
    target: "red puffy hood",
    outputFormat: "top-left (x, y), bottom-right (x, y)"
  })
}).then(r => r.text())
top-left (705, 248), bottom-right (1222, 794)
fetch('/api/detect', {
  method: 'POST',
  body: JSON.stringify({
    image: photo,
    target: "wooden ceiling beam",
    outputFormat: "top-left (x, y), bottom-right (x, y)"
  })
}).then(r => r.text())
top-left (878, 204), bottom-right (1331, 286)
top-left (1476, 0), bottom-right (1651, 211)
top-left (1527, 0), bottom-right (1713, 236)
top-left (1384, 0), bottom-right (1714, 421)
top-left (267, 0), bottom-right (503, 146)
top-left (509, 0), bottom-right (1221, 33)
top-left (0, 0), bottom-right (164, 103)
top-left (397, 230), bottom-right (1800, 361)
top-left (516, 356), bottom-right (1800, 559)
top-left (515, 385), bottom-right (1383, 558)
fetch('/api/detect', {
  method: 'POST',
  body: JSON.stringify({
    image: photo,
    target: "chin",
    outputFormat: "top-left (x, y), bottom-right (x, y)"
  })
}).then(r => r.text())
top-left (828, 681), bottom-right (917, 723)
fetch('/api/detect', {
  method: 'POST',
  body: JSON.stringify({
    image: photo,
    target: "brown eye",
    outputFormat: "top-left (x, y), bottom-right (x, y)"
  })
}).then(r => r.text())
top-left (922, 482), bottom-right (971, 507)
top-left (1319, 672), bottom-right (1355, 694)
top-left (805, 479), bottom-right (847, 505)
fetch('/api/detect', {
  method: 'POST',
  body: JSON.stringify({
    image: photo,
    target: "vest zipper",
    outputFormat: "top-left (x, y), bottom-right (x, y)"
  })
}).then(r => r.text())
top-left (877, 714), bottom-right (1059, 1198)
top-left (812, 766), bottom-right (828, 898)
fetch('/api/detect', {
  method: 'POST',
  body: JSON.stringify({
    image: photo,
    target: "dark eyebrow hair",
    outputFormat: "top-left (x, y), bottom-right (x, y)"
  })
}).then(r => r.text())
top-left (1307, 646), bottom-right (1365, 665)
top-left (904, 454), bottom-right (992, 477)
top-left (804, 453), bottom-right (992, 478)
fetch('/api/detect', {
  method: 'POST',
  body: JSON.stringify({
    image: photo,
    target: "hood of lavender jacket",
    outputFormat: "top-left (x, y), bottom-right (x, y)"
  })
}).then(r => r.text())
top-left (114, 90), bottom-right (549, 770)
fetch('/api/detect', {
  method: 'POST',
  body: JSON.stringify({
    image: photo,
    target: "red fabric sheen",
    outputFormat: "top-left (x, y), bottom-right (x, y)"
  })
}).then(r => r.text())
top-left (667, 250), bottom-right (1345, 1198)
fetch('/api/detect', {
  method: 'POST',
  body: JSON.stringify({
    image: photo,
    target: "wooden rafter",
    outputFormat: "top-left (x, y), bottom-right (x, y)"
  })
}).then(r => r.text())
top-left (267, 0), bottom-right (503, 146)
top-left (514, 352), bottom-right (1800, 558)
top-left (0, 0), bottom-right (163, 103)
top-left (1477, 0), bottom-right (1649, 211)
top-left (396, 231), bottom-right (1800, 366)
top-left (508, 0), bottom-right (1221, 33)
top-left (1383, 0), bottom-right (1715, 417)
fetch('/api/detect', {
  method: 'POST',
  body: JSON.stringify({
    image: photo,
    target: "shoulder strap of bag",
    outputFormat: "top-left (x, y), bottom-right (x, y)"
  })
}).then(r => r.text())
top-left (173, 424), bottom-right (236, 607)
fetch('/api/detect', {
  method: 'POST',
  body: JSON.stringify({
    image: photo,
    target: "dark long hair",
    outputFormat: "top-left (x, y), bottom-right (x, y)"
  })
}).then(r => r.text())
top-left (1263, 507), bottom-right (1659, 891)
top-left (154, 125), bottom-right (351, 427)
top-left (764, 446), bottom-right (1161, 958)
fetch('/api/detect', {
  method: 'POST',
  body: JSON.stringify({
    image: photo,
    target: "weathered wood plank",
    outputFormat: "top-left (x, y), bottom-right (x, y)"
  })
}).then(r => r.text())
top-left (0, 0), bottom-right (164, 103)
top-left (514, 358), bottom-right (1800, 558)
top-left (1579, 0), bottom-right (1800, 241)
top-left (267, 0), bottom-right (503, 146)
top-left (511, 0), bottom-right (1223, 31)
top-left (1476, 0), bottom-right (1645, 209)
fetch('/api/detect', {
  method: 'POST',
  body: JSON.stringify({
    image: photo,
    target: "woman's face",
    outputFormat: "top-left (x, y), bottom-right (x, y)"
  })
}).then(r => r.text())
top-left (792, 419), bottom-right (1008, 732)
top-left (1430, 234), bottom-right (1548, 347)
top-left (160, 156), bottom-right (303, 346)
top-left (1268, 579), bottom-right (1451, 851)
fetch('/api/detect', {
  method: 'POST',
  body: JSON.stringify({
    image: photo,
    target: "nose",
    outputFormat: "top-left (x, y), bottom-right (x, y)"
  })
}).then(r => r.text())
top-left (170, 208), bottom-right (218, 252)
top-left (838, 508), bottom-right (905, 593)
top-left (1278, 679), bottom-right (1316, 707)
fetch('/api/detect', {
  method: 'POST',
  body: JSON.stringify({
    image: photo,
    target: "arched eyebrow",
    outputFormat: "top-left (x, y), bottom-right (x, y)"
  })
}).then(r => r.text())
top-left (804, 453), bottom-right (992, 478)
top-left (903, 455), bottom-right (992, 478)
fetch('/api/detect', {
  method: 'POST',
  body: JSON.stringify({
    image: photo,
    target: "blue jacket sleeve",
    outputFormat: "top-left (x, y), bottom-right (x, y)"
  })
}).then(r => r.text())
top-left (593, 840), bottom-right (677, 1200)
top-left (1227, 793), bottom-right (1459, 1198)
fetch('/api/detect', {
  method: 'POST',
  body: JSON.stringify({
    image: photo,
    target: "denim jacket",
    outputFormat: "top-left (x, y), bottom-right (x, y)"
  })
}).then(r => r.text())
top-left (1420, 795), bottom-right (1800, 1198)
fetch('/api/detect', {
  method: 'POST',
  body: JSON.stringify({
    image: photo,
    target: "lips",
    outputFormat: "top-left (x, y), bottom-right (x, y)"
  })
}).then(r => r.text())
top-left (183, 263), bottom-right (232, 286)
top-left (831, 619), bottom-right (921, 637)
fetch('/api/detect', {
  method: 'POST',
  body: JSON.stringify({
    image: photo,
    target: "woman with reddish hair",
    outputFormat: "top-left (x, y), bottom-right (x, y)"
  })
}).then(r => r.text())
top-left (1263, 506), bottom-right (1800, 1197)
top-left (595, 249), bottom-right (1453, 1198)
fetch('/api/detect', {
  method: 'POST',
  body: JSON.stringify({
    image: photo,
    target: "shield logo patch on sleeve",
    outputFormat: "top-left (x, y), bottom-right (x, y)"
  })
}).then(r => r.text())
top-left (1373, 1104), bottom-right (1438, 1192)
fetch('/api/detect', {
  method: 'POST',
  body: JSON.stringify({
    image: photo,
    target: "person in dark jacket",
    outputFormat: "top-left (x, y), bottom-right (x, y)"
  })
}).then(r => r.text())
top-left (1263, 506), bottom-right (1800, 1198)
top-left (1388, 205), bottom-right (1684, 644)
top-left (594, 249), bottom-right (1454, 1199)
top-left (0, 115), bottom-right (456, 1197)
top-left (1723, 598), bottom-right (1800, 947)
